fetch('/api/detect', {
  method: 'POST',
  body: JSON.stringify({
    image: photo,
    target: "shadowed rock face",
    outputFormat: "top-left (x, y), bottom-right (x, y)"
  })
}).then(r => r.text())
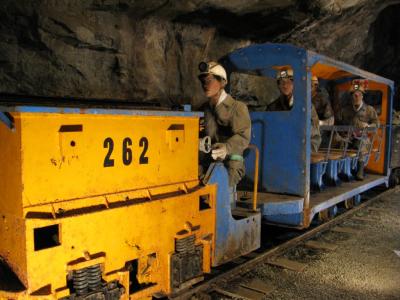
top-left (0, 1), bottom-right (254, 107)
top-left (361, 3), bottom-right (400, 110)
top-left (0, 0), bottom-right (398, 108)
top-left (283, 1), bottom-right (400, 108)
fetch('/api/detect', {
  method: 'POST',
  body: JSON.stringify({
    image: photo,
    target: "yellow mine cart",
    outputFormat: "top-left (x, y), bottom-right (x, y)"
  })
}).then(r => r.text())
top-left (0, 106), bottom-right (216, 299)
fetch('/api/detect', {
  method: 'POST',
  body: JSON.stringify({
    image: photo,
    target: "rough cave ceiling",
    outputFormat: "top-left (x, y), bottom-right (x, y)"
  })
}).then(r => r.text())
top-left (0, 0), bottom-right (399, 108)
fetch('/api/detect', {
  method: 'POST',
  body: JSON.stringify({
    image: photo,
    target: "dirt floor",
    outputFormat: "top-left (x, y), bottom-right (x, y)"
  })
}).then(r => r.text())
top-left (222, 187), bottom-right (400, 300)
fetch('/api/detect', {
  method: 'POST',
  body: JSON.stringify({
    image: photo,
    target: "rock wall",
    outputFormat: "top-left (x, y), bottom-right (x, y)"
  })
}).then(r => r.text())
top-left (361, 2), bottom-right (400, 110)
top-left (0, 0), bottom-right (398, 107)
top-left (282, 0), bottom-right (400, 108)
top-left (282, 1), bottom-right (395, 66)
top-left (0, 1), bottom-right (250, 107)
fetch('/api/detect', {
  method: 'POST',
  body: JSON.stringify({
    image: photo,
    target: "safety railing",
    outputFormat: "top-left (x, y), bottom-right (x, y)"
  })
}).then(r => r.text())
top-left (319, 125), bottom-right (385, 166)
top-left (246, 144), bottom-right (259, 212)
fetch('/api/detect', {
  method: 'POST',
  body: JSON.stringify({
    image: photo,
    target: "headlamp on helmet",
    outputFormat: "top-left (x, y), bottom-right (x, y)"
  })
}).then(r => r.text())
top-left (198, 61), bottom-right (228, 83)
top-left (351, 79), bottom-right (368, 94)
top-left (276, 68), bottom-right (294, 80)
top-left (198, 62), bottom-right (209, 73)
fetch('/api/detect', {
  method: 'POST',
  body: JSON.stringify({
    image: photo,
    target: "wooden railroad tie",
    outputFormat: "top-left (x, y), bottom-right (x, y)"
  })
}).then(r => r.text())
top-left (215, 279), bottom-right (274, 300)
top-left (240, 278), bottom-right (274, 295)
top-left (304, 240), bottom-right (338, 251)
top-left (351, 216), bottom-right (375, 222)
top-left (330, 226), bottom-right (361, 234)
top-left (368, 207), bottom-right (388, 212)
top-left (234, 287), bottom-right (266, 300)
top-left (266, 257), bottom-right (307, 272)
top-left (213, 287), bottom-right (254, 300)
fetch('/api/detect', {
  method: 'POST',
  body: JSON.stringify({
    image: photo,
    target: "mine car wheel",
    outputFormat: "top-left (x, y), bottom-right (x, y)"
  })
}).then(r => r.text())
top-left (318, 205), bottom-right (338, 222)
top-left (389, 172), bottom-right (397, 188)
top-left (353, 195), bottom-right (362, 206)
top-left (396, 169), bottom-right (400, 185)
top-left (344, 198), bottom-right (354, 209)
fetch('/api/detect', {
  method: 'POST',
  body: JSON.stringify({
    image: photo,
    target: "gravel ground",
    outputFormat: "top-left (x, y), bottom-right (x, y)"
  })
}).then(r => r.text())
top-left (222, 187), bottom-right (400, 300)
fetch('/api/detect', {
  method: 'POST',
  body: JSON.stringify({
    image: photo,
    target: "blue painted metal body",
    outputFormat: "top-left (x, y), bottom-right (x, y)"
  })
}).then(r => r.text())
top-left (310, 176), bottom-right (387, 220)
top-left (223, 44), bottom-right (310, 196)
top-left (324, 159), bottom-right (341, 186)
top-left (310, 161), bottom-right (327, 191)
top-left (351, 156), bottom-right (358, 174)
top-left (237, 194), bottom-right (304, 226)
top-left (222, 43), bottom-right (394, 228)
top-left (339, 157), bottom-right (354, 181)
top-left (262, 200), bottom-right (303, 226)
top-left (206, 163), bottom-right (261, 266)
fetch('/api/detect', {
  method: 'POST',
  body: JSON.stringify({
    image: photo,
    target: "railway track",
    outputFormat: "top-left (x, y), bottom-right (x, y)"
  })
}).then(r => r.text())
top-left (172, 185), bottom-right (399, 300)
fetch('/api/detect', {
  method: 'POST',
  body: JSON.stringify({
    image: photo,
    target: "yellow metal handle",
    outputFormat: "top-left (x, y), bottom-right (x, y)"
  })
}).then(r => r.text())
top-left (246, 144), bottom-right (259, 212)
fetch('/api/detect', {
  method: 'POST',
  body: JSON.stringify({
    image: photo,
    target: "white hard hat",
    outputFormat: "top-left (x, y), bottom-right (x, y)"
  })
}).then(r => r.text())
top-left (198, 61), bottom-right (228, 83)
top-left (276, 68), bottom-right (294, 80)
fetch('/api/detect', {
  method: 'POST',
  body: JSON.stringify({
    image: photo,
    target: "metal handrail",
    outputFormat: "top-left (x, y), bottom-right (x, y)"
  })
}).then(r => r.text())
top-left (246, 144), bottom-right (259, 212)
top-left (319, 125), bottom-right (355, 161)
top-left (355, 125), bottom-right (385, 165)
top-left (319, 124), bottom-right (386, 166)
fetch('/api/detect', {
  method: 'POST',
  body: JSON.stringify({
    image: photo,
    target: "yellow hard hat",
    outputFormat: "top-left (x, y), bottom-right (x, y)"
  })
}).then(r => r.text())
top-left (198, 61), bottom-right (227, 82)
top-left (276, 68), bottom-right (293, 80)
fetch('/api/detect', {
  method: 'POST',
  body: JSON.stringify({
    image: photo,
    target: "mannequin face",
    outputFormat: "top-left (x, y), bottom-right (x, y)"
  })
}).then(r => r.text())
top-left (278, 78), bottom-right (293, 97)
top-left (200, 74), bottom-right (225, 99)
top-left (352, 90), bottom-right (363, 107)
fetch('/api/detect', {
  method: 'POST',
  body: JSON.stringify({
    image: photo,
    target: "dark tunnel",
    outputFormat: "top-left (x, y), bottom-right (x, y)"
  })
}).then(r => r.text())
top-left (362, 4), bottom-right (400, 110)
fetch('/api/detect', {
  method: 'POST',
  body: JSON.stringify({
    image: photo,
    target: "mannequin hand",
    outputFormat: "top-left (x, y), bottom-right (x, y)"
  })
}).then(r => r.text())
top-left (211, 143), bottom-right (227, 160)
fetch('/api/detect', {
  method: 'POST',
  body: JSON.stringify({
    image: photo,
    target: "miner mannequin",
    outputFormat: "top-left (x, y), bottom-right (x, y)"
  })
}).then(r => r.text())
top-left (337, 82), bottom-right (379, 180)
top-left (311, 75), bottom-right (334, 126)
top-left (267, 68), bottom-right (321, 152)
top-left (311, 75), bottom-right (334, 147)
top-left (198, 61), bottom-right (251, 205)
top-left (267, 68), bottom-right (295, 111)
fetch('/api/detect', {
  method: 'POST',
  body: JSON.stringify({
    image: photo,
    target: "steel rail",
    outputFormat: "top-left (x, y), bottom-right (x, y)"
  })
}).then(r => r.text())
top-left (172, 186), bottom-right (399, 299)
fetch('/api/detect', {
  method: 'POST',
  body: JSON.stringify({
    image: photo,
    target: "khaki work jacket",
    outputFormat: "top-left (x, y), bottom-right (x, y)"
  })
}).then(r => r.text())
top-left (202, 94), bottom-right (251, 156)
top-left (311, 104), bottom-right (322, 152)
top-left (312, 88), bottom-right (334, 121)
top-left (266, 95), bottom-right (293, 111)
top-left (337, 103), bottom-right (380, 128)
